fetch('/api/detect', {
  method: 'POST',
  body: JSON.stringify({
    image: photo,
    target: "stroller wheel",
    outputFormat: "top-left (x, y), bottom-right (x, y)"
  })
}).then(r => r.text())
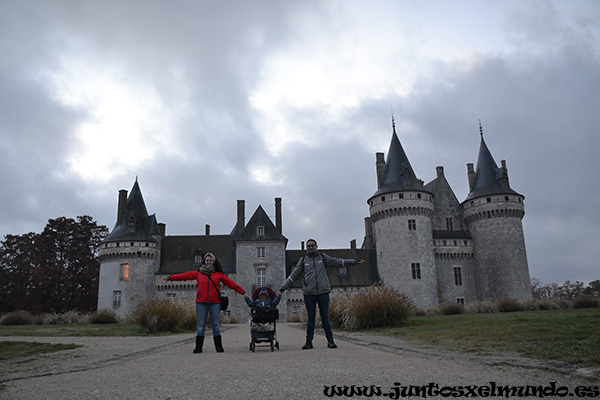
top-left (270, 342), bottom-right (275, 352)
top-left (275, 341), bottom-right (279, 349)
top-left (250, 342), bottom-right (255, 352)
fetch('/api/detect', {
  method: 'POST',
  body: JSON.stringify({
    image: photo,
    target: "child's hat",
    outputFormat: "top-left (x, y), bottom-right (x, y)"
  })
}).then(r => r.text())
top-left (259, 289), bottom-right (269, 297)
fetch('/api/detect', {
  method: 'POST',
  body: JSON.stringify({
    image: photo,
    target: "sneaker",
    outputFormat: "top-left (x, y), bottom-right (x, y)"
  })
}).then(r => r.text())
top-left (302, 342), bottom-right (313, 350)
top-left (327, 342), bottom-right (337, 349)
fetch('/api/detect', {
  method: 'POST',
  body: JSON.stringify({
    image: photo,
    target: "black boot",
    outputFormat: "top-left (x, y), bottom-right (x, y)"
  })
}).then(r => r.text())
top-left (193, 336), bottom-right (204, 353)
top-left (213, 335), bottom-right (224, 353)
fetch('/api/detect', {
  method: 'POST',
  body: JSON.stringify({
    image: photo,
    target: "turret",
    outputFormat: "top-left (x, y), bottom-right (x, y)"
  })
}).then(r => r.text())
top-left (461, 125), bottom-right (531, 302)
top-left (367, 118), bottom-right (438, 309)
top-left (97, 179), bottom-right (161, 318)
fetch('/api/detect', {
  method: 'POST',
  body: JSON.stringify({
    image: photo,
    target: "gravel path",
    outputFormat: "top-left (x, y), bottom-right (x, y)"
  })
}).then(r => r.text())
top-left (1, 323), bottom-right (597, 399)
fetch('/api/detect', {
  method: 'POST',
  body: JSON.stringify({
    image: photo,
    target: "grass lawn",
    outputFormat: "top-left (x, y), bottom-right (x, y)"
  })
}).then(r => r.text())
top-left (370, 308), bottom-right (600, 367)
top-left (0, 323), bottom-right (193, 337)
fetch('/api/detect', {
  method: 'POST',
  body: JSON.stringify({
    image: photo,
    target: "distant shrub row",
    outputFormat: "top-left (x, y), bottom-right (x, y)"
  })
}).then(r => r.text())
top-left (416, 296), bottom-right (600, 316)
top-left (0, 309), bottom-right (118, 326)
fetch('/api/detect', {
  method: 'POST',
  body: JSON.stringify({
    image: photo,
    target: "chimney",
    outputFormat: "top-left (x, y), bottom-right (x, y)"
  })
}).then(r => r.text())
top-left (117, 190), bottom-right (128, 225)
top-left (364, 217), bottom-right (372, 237)
top-left (236, 200), bottom-right (245, 234)
top-left (500, 160), bottom-right (510, 189)
top-left (376, 152), bottom-right (386, 188)
top-left (467, 163), bottom-right (475, 192)
top-left (158, 223), bottom-right (166, 237)
top-left (205, 224), bottom-right (211, 236)
top-left (350, 239), bottom-right (357, 258)
top-left (301, 241), bottom-right (305, 251)
top-left (436, 166), bottom-right (444, 178)
top-left (275, 197), bottom-right (282, 233)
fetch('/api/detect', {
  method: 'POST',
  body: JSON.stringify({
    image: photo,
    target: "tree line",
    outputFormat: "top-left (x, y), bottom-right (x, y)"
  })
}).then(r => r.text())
top-left (0, 216), bottom-right (108, 314)
top-left (531, 278), bottom-right (600, 300)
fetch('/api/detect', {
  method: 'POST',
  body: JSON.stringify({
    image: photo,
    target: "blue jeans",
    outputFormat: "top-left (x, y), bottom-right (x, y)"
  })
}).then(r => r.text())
top-left (196, 302), bottom-right (221, 337)
top-left (303, 293), bottom-right (334, 343)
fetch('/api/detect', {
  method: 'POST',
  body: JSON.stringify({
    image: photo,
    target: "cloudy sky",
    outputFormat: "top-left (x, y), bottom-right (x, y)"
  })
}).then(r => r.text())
top-left (1, 0), bottom-right (598, 285)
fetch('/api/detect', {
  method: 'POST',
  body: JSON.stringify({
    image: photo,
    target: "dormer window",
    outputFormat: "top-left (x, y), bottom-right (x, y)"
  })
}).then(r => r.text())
top-left (257, 225), bottom-right (265, 236)
top-left (127, 216), bottom-right (136, 232)
top-left (194, 249), bottom-right (203, 266)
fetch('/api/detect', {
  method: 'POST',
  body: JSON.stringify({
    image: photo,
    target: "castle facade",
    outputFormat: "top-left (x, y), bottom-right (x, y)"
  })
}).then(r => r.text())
top-left (97, 123), bottom-right (531, 320)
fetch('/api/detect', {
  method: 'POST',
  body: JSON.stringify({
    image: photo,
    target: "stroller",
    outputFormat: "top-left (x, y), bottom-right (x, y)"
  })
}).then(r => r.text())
top-left (248, 287), bottom-right (280, 352)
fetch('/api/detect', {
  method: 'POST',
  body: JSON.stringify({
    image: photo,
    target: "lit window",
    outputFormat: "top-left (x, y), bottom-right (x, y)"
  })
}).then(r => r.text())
top-left (256, 267), bottom-right (266, 287)
top-left (120, 264), bottom-right (129, 281)
top-left (113, 291), bottom-right (122, 308)
top-left (257, 247), bottom-right (265, 258)
top-left (411, 263), bottom-right (421, 279)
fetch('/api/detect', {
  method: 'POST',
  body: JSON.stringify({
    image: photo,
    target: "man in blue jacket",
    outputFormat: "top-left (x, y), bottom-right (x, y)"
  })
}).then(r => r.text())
top-left (279, 239), bottom-right (365, 349)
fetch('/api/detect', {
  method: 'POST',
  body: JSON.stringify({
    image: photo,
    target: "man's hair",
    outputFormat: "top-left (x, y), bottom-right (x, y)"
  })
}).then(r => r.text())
top-left (306, 238), bottom-right (318, 246)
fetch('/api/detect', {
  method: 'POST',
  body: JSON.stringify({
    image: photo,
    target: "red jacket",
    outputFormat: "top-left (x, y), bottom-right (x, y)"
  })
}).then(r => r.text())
top-left (168, 270), bottom-right (245, 303)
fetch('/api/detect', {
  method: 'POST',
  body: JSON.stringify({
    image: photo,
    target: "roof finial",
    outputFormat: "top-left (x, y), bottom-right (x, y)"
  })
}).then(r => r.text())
top-left (478, 120), bottom-right (484, 137)
top-left (391, 107), bottom-right (396, 133)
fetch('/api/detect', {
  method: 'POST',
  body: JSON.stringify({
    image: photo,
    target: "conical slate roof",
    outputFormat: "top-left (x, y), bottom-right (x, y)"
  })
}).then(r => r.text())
top-left (372, 125), bottom-right (424, 197)
top-left (464, 133), bottom-right (519, 201)
top-left (103, 180), bottom-right (158, 243)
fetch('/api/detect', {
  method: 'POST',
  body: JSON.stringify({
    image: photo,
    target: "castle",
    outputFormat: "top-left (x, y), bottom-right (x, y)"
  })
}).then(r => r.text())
top-left (97, 122), bottom-right (531, 320)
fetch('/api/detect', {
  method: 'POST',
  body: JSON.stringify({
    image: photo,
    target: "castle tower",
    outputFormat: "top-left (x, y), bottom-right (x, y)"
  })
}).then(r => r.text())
top-left (461, 126), bottom-right (531, 302)
top-left (233, 200), bottom-right (288, 319)
top-left (97, 180), bottom-right (161, 318)
top-left (368, 121), bottom-right (438, 308)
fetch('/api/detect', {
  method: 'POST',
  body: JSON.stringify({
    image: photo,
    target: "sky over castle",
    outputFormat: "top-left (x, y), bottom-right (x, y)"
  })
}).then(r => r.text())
top-left (0, 0), bottom-right (599, 285)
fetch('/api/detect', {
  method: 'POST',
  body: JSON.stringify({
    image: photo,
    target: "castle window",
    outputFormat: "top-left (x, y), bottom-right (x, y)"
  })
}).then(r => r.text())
top-left (257, 247), bottom-right (265, 258)
top-left (505, 196), bottom-right (509, 201)
top-left (457, 298), bottom-right (465, 305)
top-left (257, 225), bottom-right (265, 236)
top-left (127, 216), bottom-right (136, 232)
top-left (446, 218), bottom-right (453, 230)
top-left (486, 197), bottom-right (491, 203)
top-left (120, 264), bottom-right (129, 281)
top-left (381, 196), bottom-right (386, 202)
top-left (408, 220), bottom-right (416, 231)
top-left (453, 267), bottom-right (462, 286)
top-left (166, 293), bottom-right (176, 298)
top-left (113, 291), bottom-right (122, 308)
top-left (256, 267), bottom-right (267, 287)
top-left (399, 193), bottom-right (404, 199)
top-left (411, 263), bottom-right (421, 279)
top-left (417, 193), bottom-right (422, 199)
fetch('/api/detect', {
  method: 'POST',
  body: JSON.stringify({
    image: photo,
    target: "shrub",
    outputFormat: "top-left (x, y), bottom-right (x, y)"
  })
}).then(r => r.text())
top-left (329, 293), bottom-right (354, 329)
top-left (573, 296), bottom-right (600, 309)
top-left (44, 311), bottom-right (89, 325)
top-left (439, 302), bottom-right (465, 315)
top-left (89, 309), bottom-right (119, 324)
top-left (521, 298), bottom-right (559, 311)
top-left (497, 298), bottom-right (524, 312)
top-left (413, 308), bottom-right (426, 317)
top-left (220, 315), bottom-right (240, 325)
top-left (0, 311), bottom-right (34, 325)
top-left (466, 301), bottom-right (497, 314)
top-left (347, 285), bottom-right (414, 329)
top-left (131, 298), bottom-right (196, 333)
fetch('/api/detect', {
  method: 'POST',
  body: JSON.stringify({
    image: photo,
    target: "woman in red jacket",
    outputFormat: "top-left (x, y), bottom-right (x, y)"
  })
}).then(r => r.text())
top-left (166, 252), bottom-right (245, 353)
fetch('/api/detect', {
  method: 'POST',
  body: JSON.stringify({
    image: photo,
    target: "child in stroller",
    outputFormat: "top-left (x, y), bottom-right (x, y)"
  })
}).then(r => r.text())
top-left (244, 287), bottom-right (280, 352)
